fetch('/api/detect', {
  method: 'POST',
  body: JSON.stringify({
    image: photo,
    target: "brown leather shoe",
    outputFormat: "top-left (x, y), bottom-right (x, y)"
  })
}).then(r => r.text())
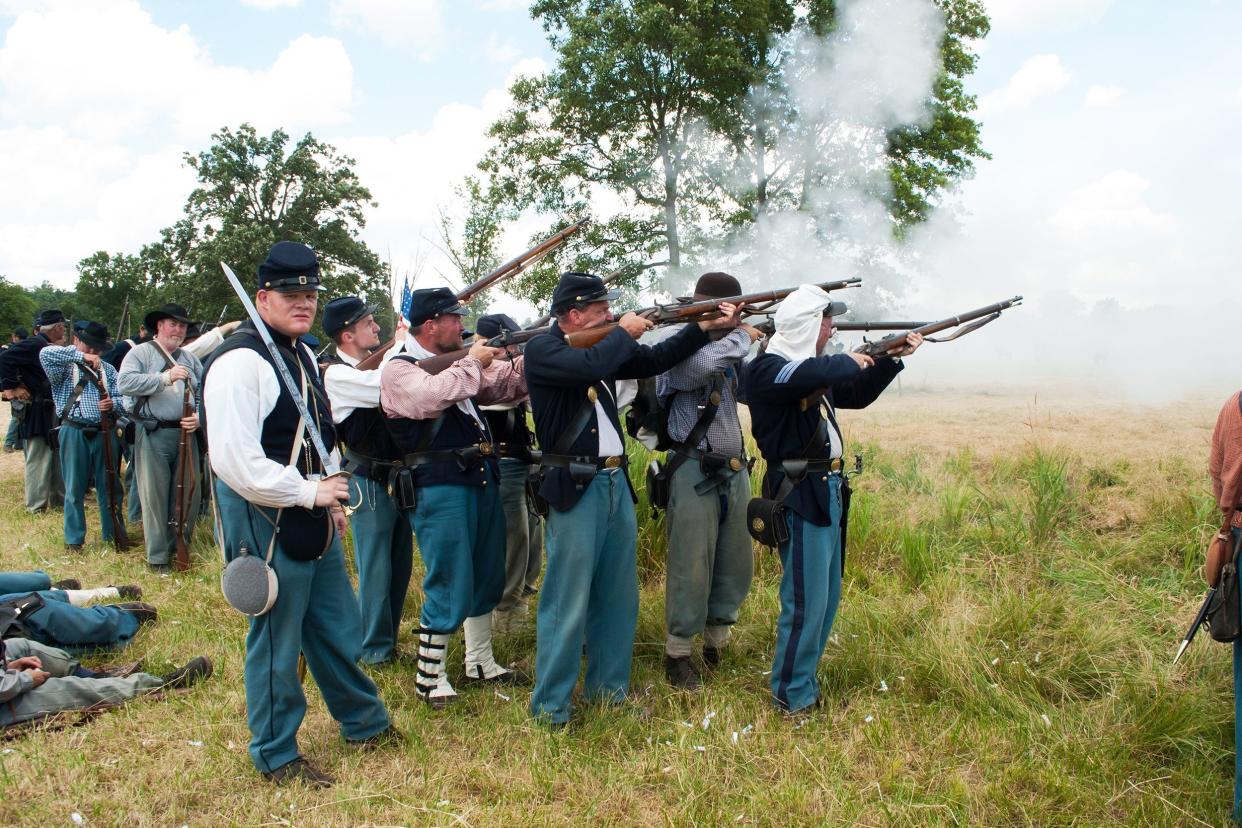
top-left (51, 578), bottom-right (81, 590)
top-left (161, 656), bottom-right (212, 689)
top-left (702, 646), bottom-right (723, 669)
top-left (261, 757), bottom-right (335, 789)
top-left (347, 725), bottom-right (405, 751)
top-left (115, 601), bottom-right (157, 625)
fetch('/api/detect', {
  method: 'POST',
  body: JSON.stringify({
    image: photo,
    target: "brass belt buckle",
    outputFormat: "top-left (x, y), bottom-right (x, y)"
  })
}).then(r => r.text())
top-left (478, 441), bottom-right (493, 456)
top-left (829, 458), bottom-right (842, 472)
top-left (728, 457), bottom-right (742, 472)
top-left (604, 455), bottom-right (621, 469)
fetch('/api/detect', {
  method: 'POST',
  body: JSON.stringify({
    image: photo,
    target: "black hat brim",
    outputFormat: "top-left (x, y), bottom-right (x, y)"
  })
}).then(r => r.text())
top-left (77, 333), bottom-right (110, 350)
top-left (144, 310), bottom-right (192, 331)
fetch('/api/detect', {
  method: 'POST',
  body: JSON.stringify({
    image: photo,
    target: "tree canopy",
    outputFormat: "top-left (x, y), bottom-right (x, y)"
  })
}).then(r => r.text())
top-left (474, 0), bottom-right (990, 304)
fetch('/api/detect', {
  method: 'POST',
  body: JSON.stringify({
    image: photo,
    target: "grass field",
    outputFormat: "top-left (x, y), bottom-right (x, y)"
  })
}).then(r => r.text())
top-left (0, 389), bottom-right (1235, 827)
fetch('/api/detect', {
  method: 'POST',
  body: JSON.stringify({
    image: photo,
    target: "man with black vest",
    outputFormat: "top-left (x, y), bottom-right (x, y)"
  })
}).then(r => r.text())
top-left (40, 320), bottom-right (128, 552)
top-left (474, 312), bottom-right (544, 632)
top-left (118, 303), bottom-right (203, 572)
top-left (523, 271), bottom-right (733, 726)
top-left (0, 310), bottom-right (67, 512)
top-left (204, 242), bottom-right (395, 788)
top-left (743, 284), bottom-right (921, 716)
top-left (379, 288), bottom-right (529, 708)
top-left (321, 295), bottom-right (413, 666)
top-left (652, 272), bottom-right (764, 690)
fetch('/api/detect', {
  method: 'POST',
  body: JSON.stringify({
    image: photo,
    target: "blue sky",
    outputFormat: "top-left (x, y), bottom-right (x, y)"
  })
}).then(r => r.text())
top-left (0, 0), bottom-right (1238, 393)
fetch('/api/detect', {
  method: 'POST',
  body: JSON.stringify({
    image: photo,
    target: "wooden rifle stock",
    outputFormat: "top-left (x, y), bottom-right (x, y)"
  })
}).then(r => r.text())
top-left (855, 296), bottom-right (1023, 358)
top-left (563, 277), bottom-right (862, 349)
top-left (413, 327), bottom-right (551, 375)
top-left (81, 364), bottom-right (131, 551)
top-left (171, 383), bottom-right (196, 572)
top-left (355, 219), bottom-right (587, 372)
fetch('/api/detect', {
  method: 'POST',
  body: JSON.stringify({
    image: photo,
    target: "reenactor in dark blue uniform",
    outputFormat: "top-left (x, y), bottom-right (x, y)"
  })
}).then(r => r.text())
top-left (204, 242), bottom-right (396, 788)
top-left (0, 310), bottom-right (67, 512)
top-left (523, 272), bottom-right (734, 726)
top-left (743, 285), bottom-right (922, 716)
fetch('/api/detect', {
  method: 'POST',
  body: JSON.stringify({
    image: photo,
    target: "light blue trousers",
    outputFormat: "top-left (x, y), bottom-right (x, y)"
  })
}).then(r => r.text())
top-left (0, 571), bottom-right (52, 594)
top-left (348, 475), bottom-right (413, 664)
top-left (1, 589), bottom-right (139, 651)
top-left (408, 482), bottom-right (505, 633)
top-left (215, 481), bottom-right (391, 774)
top-left (530, 470), bottom-right (638, 725)
top-left (59, 424), bottom-right (124, 545)
top-left (772, 474), bottom-right (843, 713)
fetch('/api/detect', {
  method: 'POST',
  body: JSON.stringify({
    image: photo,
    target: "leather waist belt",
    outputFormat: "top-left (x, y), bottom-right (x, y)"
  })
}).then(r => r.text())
top-left (539, 454), bottom-right (626, 470)
top-left (495, 441), bottom-right (534, 460)
top-left (343, 449), bottom-right (403, 482)
top-left (63, 419), bottom-right (102, 432)
top-left (403, 442), bottom-right (495, 469)
top-left (780, 457), bottom-right (844, 478)
top-left (154, 419), bottom-right (183, 430)
top-left (669, 443), bottom-right (748, 472)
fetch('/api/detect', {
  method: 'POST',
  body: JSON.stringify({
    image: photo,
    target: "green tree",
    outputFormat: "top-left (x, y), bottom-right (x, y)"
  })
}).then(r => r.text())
top-left (25, 281), bottom-right (78, 325)
top-left (142, 124), bottom-right (390, 334)
top-left (0, 277), bottom-right (37, 338)
top-left (478, 0), bottom-right (989, 303)
top-left (72, 252), bottom-right (152, 338)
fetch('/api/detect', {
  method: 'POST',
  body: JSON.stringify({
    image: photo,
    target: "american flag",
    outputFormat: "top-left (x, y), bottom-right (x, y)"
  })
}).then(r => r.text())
top-left (400, 277), bottom-right (412, 321)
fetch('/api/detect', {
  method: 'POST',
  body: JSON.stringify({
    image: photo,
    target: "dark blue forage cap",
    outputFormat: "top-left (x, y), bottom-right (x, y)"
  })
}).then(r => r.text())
top-left (475, 313), bottom-right (521, 339)
top-left (323, 296), bottom-right (378, 338)
top-left (258, 241), bottom-right (324, 292)
top-left (407, 287), bottom-right (467, 326)
top-left (549, 272), bottom-right (619, 315)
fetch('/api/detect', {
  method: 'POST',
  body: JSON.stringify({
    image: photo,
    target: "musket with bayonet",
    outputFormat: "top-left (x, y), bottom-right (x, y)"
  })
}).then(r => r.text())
top-left (354, 218), bottom-right (589, 372)
top-left (1173, 520), bottom-right (1239, 665)
top-left (853, 297), bottom-right (1023, 358)
top-left (220, 262), bottom-right (354, 515)
top-left (116, 294), bottom-right (130, 341)
top-left (563, 277), bottom-right (863, 349)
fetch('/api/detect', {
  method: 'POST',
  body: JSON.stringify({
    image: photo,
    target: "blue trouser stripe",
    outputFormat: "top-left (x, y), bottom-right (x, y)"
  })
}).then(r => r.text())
top-left (771, 474), bottom-right (844, 712)
top-left (215, 481), bottom-right (390, 773)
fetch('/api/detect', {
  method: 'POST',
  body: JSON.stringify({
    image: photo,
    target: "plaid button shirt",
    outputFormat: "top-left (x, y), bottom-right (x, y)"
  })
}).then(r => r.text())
top-left (38, 346), bottom-right (127, 425)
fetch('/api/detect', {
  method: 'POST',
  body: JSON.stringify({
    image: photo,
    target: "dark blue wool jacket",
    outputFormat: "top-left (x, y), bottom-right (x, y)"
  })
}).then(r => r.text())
top-left (525, 321), bottom-right (709, 513)
top-left (744, 351), bottom-right (902, 526)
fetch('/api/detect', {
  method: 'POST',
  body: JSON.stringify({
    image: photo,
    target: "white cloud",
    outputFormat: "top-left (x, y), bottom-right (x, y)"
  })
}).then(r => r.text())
top-left (1048, 170), bottom-right (1175, 237)
top-left (328, 0), bottom-right (442, 53)
top-left (0, 2), bottom-right (354, 141)
top-left (340, 58), bottom-right (546, 292)
top-left (1083, 84), bottom-right (1124, 108)
top-left (240, 0), bottom-right (302, 8)
top-left (984, 0), bottom-right (1114, 32)
top-left (977, 54), bottom-right (1071, 114)
top-left (0, 1), bottom-right (356, 285)
top-left (484, 34), bottom-right (520, 63)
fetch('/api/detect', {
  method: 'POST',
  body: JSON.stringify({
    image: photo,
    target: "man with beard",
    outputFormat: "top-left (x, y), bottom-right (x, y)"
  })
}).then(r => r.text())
top-left (379, 288), bottom-right (529, 708)
top-left (119, 303), bottom-right (203, 572)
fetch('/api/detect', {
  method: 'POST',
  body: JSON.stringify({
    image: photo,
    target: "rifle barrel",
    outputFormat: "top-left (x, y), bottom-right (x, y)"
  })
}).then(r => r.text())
top-left (858, 296), bottom-right (1022, 357)
top-left (834, 321), bottom-right (928, 332)
top-left (1173, 588), bottom-right (1215, 665)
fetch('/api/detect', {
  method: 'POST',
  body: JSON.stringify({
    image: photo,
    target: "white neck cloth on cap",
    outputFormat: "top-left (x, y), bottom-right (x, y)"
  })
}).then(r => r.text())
top-left (765, 284), bottom-right (832, 363)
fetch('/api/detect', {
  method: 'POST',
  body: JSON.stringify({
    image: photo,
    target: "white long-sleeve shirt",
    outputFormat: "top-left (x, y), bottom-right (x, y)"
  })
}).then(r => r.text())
top-left (322, 344), bottom-right (405, 424)
top-left (203, 343), bottom-right (339, 510)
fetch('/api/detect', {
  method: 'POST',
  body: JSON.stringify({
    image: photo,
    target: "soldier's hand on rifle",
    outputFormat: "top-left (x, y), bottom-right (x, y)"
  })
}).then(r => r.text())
top-left (845, 351), bottom-right (875, 371)
top-left (164, 365), bottom-right (190, 384)
top-left (699, 302), bottom-right (744, 332)
top-left (739, 323), bottom-right (764, 343)
top-left (314, 475), bottom-right (351, 508)
top-left (180, 413), bottom-right (199, 432)
top-left (98, 396), bottom-right (114, 412)
top-left (468, 340), bottom-right (502, 368)
top-left (892, 331), bottom-right (924, 357)
top-left (618, 312), bottom-right (654, 339)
